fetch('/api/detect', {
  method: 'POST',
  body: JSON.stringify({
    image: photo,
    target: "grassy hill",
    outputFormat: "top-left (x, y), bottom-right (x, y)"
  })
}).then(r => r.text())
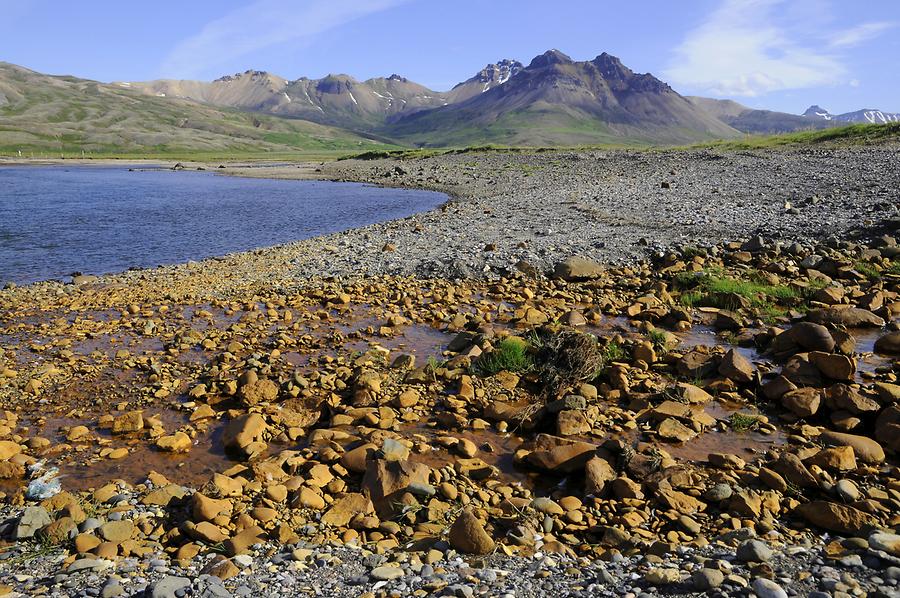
top-left (0, 63), bottom-right (395, 159)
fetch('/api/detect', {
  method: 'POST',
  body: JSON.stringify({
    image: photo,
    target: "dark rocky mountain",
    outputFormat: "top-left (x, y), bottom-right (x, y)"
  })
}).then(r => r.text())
top-left (386, 51), bottom-right (740, 146)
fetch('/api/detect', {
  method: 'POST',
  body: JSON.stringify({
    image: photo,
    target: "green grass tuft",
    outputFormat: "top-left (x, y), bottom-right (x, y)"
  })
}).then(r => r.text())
top-left (473, 338), bottom-right (533, 376)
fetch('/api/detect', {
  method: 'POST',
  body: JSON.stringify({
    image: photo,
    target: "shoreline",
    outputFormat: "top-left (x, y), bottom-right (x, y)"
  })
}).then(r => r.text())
top-left (0, 146), bottom-right (898, 597)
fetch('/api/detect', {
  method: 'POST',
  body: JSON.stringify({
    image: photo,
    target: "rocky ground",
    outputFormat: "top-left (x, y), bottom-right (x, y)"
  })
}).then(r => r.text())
top-left (0, 145), bottom-right (898, 597)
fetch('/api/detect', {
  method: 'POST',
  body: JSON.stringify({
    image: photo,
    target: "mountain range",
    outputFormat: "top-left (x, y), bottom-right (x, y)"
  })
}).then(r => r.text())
top-left (1, 49), bottom-right (896, 154)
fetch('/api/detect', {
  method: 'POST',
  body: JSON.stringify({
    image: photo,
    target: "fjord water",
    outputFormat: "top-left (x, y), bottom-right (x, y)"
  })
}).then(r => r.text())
top-left (0, 166), bottom-right (446, 285)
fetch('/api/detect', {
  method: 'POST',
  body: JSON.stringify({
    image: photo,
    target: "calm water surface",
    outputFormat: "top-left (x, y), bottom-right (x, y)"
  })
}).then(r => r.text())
top-left (0, 166), bottom-right (446, 284)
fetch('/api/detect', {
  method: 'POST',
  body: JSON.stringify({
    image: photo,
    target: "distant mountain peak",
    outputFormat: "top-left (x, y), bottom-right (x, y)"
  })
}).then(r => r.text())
top-left (387, 74), bottom-right (407, 82)
top-left (528, 49), bottom-right (573, 69)
top-left (803, 105), bottom-right (833, 119)
top-left (214, 70), bottom-right (271, 83)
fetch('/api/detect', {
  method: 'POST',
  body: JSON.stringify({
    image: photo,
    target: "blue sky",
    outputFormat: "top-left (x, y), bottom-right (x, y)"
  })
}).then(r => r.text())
top-left (1, 0), bottom-right (897, 114)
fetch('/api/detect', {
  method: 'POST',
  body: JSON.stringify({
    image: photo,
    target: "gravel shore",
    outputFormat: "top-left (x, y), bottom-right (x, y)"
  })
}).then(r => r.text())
top-left (0, 145), bottom-right (898, 598)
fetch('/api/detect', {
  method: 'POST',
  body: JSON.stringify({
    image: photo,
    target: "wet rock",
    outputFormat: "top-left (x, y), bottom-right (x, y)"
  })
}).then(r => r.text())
top-left (874, 331), bottom-right (900, 355)
top-left (156, 432), bottom-right (191, 453)
top-left (719, 348), bottom-right (755, 383)
top-left (111, 411), bottom-right (143, 434)
top-left (449, 510), bottom-right (495, 555)
top-left (810, 352), bottom-right (855, 381)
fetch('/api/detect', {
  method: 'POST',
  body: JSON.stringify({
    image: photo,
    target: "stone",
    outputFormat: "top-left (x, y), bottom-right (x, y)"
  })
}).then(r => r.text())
top-left (99, 520), bottom-right (134, 543)
top-left (147, 576), bottom-right (191, 598)
top-left (737, 539), bottom-right (773, 563)
top-left (772, 453), bottom-right (818, 489)
top-left (869, 532), bottom-right (900, 557)
top-left (239, 378), bottom-right (279, 406)
top-left (693, 568), bottom-right (725, 591)
top-left (751, 578), bottom-right (788, 598)
top-left (657, 418), bottom-right (696, 442)
top-left (224, 525), bottom-right (265, 556)
top-left (223, 414), bottom-right (267, 458)
top-left (826, 384), bottom-right (879, 414)
top-left (111, 411), bottom-right (143, 434)
top-left (787, 322), bottom-right (835, 352)
top-left (645, 568), bottom-right (680, 585)
top-left (719, 348), bottom-right (754, 383)
top-left (362, 459), bottom-right (431, 517)
top-left (806, 446), bottom-right (856, 471)
top-left (0, 441), bottom-right (21, 461)
top-left (835, 479), bottom-right (860, 502)
top-left (142, 484), bottom-right (186, 507)
top-left (524, 434), bottom-right (598, 473)
top-left (781, 387), bottom-right (820, 417)
top-left (202, 556), bottom-right (240, 580)
top-left (193, 493), bottom-right (233, 522)
top-left (449, 510), bottom-right (495, 555)
top-left (806, 307), bottom-right (885, 328)
top-left (819, 430), bottom-right (885, 464)
top-left (795, 501), bottom-right (876, 534)
top-left (321, 493), bottom-right (374, 527)
top-left (553, 256), bottom-right (604, 281)
top-left (371, 566), bottom-right (404, 581)
top-left (156, 432), bottom-right (191, 453)
top-left (584, 456), bottom-right (616, 496)
top-left (874, 331), bottom-right (900, 355)
top-left (556, 410), bottom-right (591, 436)
top-left (15, 506), bottom-right (51, 539)
top-left (809, 352), bottom-right (855, 381)
top-left (294, 487), bottom-right (326, 510)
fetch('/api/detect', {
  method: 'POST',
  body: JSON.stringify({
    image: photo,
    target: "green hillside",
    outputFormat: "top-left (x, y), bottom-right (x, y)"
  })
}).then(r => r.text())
top-left (0, 63), bottom-right (395, 159)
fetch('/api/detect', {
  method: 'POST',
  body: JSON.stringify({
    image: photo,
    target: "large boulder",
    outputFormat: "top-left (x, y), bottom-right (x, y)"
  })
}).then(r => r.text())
top-left (794, 501), bottom-right (876, 535)
top-left (874, 331), bottom-right (900, 355)
top-left (819, 430), bottom-right (885, 464)
top-left (449, 510), bottom-right (495, 555)
top-left (524, 434), bottom-right (599, 473)
top-left (362, 459), bottom-right (431, 518)
top-left (718, 349), bottom-right (755, 384)
top-left (222, 414), bottom-right (267, 459)
top-left (552, 257), bottom-right (604, 281)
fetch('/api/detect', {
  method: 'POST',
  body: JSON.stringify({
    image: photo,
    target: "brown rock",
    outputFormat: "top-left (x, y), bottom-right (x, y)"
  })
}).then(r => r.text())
top-left (718, 349), bottom-right (754, 384)
top-left (873, 331), bottom-right (900, 355)
top-left (806, 307), bottom-right (884, 328)
top-left (111, 411), bottom-right (143, 434)
top-left (810, 352), bottom-right (855, 381)
top-left (524, 434), bottom-right (598, 473)
top-left (321, 493), bottom-right (374, 527)
top-left (805, 446), bottom-right (856, 471)
top-left (362, 459), bottom-right (431, 517)
top-left (819, 430), bottom-right (885, 464)
top-left (553, 257), bottom-right (604, 281)
top-left (584, 456), bottom-right (616, 496)
top-left (448, 510), bottom-right (495, 555)
top-left (781, 388), bottom-right (821, 418)
top-left (193, 493), bottom-right (233, 522)
top-left (795, 501), bottom-right (876, 535)
top-left (223, 414), bottom-right (267, 458)
top-left (239, 378), bottom-right (279, 406)
top-left (156, 432), bottom-right (192, 453)
top-left (99, 520), bottom-right (134, 543)
top-left (224, 525), bottom-right (265, 556)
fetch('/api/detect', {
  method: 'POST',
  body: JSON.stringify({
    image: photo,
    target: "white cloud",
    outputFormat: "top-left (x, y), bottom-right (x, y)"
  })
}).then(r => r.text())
top-left (161, 0), bottom-right (411, 79)
top-left (829, 22), bottom-right (895, 48)
top-left (665, 0), bottom-right (847, 97)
